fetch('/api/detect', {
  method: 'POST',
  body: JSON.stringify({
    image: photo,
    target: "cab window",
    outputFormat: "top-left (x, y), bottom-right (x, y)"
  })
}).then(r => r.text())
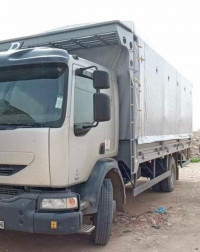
top-left (74, 74), bottom-right (96, 126)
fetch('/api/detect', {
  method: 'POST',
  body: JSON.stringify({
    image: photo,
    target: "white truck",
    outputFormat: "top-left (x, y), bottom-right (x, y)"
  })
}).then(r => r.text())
top-left (0, 21), bottom-right (192, 245)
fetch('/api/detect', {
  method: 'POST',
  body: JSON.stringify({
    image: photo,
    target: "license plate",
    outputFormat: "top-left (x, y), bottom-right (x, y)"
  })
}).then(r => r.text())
top-left (0, 221), bottom-right (4, 229)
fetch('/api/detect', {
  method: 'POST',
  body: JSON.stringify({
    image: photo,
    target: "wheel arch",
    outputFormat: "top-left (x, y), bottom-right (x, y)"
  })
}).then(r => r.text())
top-left (105, 168), bottom-right (125, 212)
top-left (74, 158), bottom-right (126, 215)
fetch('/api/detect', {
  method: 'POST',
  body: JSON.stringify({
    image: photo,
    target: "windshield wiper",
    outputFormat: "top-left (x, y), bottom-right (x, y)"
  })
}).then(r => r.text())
top-left (21, 122), bottom-right (45, 128)
top-left (0, 123), bottom-right (45, 130)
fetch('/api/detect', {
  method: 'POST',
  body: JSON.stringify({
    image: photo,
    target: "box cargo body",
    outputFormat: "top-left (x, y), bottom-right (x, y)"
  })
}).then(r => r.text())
top-left (0, 21), bottom-right (192, 141)
top-left (72, 38), bottom-right (192, 143)
top-left (0, 21), bottom-right (192, 244)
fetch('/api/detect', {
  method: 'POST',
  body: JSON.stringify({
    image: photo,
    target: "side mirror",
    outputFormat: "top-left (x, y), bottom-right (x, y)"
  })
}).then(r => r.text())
top-left (93, 70), bottom-right (110, 89)
top-left (93, 93), bottom-right (110, 122)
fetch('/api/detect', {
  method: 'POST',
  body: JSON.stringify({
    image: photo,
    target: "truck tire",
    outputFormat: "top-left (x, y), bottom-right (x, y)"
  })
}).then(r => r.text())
top-left (92, 179), bottom-right (113, 245)
top-left (152, 183), bottom-right (162, 192)
top-left (113, 200), bottom-right (116, 221)
top-left (160, 156), bottom-right (176, 192)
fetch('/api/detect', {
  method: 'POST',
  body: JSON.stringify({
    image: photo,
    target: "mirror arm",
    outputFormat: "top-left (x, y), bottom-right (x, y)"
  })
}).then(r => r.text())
top-left (76, 65), bottom-right (98, 75)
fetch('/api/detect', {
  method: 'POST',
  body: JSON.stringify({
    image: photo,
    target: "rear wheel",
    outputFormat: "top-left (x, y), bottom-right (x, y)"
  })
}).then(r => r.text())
top-left (112, 200), bottom-right (116, 221)
top-left (160, 156), bottom-right (176, 192)
top-left (152, 182), bottom-right (162, 192)
top-left (92, 179), bottom-right (113, 245)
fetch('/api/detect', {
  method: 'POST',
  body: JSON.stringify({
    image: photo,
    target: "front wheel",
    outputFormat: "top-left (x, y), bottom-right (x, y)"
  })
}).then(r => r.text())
top-left (92, 179), bottom-right (113, 245)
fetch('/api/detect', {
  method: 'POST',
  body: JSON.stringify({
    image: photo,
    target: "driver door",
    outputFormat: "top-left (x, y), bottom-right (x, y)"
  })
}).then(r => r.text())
top-left (68, 64), bottom-right (113, 185)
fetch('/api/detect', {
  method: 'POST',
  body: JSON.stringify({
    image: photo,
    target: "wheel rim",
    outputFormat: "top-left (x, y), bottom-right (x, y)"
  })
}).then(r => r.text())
top-left (170, 164), bottom-right (175, 186)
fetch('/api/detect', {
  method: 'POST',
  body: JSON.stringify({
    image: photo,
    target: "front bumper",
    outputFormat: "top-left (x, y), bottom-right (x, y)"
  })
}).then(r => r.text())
top-left (0, 191), bottom-right (82, 234)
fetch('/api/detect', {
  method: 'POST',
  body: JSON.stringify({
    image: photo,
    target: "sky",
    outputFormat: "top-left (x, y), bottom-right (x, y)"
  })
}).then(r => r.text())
top-left (0, 0), bottom-right (200, 130)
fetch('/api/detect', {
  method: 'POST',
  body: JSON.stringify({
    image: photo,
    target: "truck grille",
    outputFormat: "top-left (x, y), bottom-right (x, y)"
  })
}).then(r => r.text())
top-left (0, 165), bottom-right (26, 176)
top-left (0, 187), bottom-right (18, 195)
top-left (0, 186), bottom-right (24, 196)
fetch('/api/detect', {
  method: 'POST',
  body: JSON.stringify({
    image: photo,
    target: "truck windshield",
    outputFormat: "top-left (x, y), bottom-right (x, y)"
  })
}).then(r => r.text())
top-left (0, 63), bottom-right (67, 128)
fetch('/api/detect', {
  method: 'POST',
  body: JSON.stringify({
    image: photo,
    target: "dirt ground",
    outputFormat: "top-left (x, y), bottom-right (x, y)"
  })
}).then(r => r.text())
top-left (0, 163), bottom-right (199, 252)
top-left (191, 130), bottom-right (200, 157)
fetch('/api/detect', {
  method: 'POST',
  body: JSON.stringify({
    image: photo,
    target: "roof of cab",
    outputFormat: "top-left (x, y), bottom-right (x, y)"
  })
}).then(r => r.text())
top-left (0, 47), bottom-right (69, 67)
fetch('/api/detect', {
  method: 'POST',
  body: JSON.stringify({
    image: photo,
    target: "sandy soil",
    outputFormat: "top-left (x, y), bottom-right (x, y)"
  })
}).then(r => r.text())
top-left (0, 163), bottom-right (200, 252)
top-left (191, 131), bottom-right (200, 157)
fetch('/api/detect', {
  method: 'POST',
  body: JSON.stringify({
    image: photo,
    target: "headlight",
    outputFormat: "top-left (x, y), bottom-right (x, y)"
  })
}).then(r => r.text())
top-left (40, 197), bottom-right (78, 210)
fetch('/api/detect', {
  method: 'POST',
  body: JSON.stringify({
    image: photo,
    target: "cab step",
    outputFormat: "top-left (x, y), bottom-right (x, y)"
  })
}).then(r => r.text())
top-left (78, 224), bottom-right (95, 234)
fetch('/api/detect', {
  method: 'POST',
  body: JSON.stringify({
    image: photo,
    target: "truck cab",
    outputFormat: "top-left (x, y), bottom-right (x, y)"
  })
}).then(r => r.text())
top-left (0, 47), bottom-right (124, 244)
